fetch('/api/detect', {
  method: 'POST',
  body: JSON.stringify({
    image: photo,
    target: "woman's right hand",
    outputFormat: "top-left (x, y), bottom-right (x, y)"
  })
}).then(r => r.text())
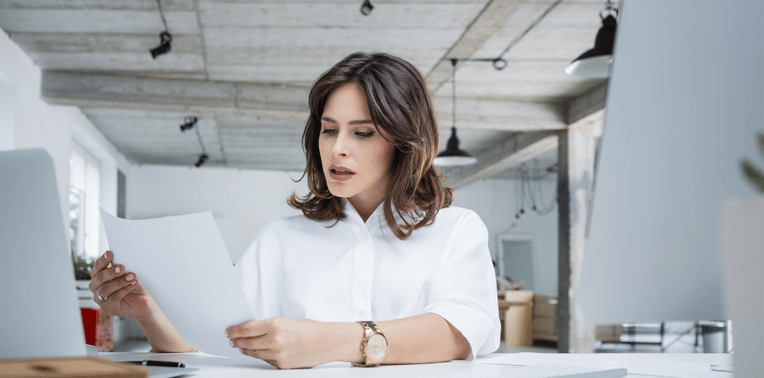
top-left (89, 250), bottom-right (152, 320)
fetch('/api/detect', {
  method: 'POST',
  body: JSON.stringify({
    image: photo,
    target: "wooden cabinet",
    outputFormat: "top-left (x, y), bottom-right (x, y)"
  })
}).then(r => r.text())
top-left (596, 324), bottom-right (623, 343)
top-left (532, 294), bottom-right (558, 343)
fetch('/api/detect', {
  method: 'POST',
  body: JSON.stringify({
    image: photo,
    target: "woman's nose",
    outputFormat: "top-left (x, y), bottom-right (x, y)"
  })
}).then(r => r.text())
top-left (332, 132), bottom-right (349, 156)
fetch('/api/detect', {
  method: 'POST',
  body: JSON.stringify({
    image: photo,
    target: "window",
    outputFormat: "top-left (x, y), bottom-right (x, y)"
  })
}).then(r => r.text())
top-left (69, 143), bottom-right (100, 264)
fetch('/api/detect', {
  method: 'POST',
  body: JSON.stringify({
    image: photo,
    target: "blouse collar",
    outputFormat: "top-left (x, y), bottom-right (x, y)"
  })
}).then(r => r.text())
top-left (342, 199), bottom-right (425, 239)
top-left (343, 198), bottom-right (385, 230)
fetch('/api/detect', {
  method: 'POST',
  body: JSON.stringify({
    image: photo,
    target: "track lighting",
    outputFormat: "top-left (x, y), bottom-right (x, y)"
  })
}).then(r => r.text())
top-left (150, 0), bottom-right (172, 59)
top-left (195, 154), bottom-right (209, 168)
top-left (178, 116), bottom-right (209, 168)
top-left (179, 116), bottom-right (197, 132)
top-left (360, 0), bottom-right (373, 16)
top-left (150, 31), bottom-right (172, 59)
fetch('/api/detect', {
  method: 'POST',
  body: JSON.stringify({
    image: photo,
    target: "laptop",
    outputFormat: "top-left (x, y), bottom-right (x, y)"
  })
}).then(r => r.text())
top-left (0, 149), bottom-right (195, 377)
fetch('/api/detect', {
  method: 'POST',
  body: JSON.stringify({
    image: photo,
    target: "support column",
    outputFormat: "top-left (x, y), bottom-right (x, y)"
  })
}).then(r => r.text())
top-left (557, 127), bottom-right (596, 353)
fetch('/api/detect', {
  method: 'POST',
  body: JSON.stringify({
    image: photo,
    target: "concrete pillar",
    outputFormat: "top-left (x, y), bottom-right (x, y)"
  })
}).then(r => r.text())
top-left (557, 127), bottom-right (596, 353)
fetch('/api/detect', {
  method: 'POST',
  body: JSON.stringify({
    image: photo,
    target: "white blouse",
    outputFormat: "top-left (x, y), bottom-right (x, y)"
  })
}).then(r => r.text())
top-left (234, 200), bottom-right (500, 359)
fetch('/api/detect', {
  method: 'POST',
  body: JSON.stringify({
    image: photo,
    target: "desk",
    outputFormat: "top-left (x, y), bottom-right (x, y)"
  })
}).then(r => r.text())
top-left (99, 352), bottom-right (733, 377)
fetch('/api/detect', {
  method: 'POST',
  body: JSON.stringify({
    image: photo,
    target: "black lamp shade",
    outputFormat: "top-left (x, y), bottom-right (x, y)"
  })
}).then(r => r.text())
top-left (434, 127), bottom-right (477, 166)
top-left (566, 14), bottom-right (617, 78)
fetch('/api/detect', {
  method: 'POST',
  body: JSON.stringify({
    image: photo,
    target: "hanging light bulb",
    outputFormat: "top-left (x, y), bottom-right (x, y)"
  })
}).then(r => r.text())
top-left (434, 59), bottom-right (477, 166)
top-left (566, 0), bottom-right (618, 78)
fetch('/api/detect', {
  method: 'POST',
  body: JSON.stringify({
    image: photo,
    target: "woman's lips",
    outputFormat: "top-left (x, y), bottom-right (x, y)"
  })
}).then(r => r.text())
top-left (329, 165), bottom-right (355, 181)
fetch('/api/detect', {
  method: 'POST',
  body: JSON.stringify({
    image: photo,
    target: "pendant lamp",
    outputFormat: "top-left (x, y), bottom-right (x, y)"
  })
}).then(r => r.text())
top-left (565, 1), bottom-right (618, 78)
top-left (434, 59), bottom-right (477, 166)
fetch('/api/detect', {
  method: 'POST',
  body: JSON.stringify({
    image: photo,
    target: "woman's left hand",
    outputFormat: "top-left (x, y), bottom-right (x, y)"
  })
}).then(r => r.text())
top-left (225, 317), bottom-right (339, 369)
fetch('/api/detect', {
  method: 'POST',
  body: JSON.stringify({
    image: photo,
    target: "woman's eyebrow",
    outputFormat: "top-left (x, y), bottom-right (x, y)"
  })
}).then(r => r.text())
top-left (320, 116), bottom-right (373, 126)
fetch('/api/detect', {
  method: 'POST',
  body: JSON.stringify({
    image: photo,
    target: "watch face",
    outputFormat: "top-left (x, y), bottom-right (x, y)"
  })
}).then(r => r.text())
top-left (366, 333), bottom-right (388, 361)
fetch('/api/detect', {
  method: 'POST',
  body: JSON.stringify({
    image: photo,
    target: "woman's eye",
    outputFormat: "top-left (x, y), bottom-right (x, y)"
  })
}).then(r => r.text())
top-left (356, 131), bottom-right (374, 138)
top-left (321, 128), bottom-right (337, 135)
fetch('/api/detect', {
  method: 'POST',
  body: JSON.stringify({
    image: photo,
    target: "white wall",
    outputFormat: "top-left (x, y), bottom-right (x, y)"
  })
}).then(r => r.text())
top-left (453, 177), bottom-right (559, 295)
top-left (0, 28), bottom-right (129, 252)
top-left (0, 29), bottom-right (72, 220)
top-left (0, 66), bottom-right (14, 151)
top-left (126, 165), bottom-right (309, 263)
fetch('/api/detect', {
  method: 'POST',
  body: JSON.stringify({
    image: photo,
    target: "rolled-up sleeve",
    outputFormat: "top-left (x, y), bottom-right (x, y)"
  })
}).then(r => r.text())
top-left (418, 211), bottom-right (501, 359)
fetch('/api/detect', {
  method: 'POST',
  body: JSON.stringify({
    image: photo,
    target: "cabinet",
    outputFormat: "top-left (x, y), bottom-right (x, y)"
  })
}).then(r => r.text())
top-left (532, 294), bottom-right (558, 343)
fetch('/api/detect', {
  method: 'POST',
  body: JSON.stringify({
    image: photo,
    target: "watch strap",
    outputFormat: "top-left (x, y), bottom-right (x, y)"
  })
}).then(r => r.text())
top-left (353, 320), bottom-right (386, 367)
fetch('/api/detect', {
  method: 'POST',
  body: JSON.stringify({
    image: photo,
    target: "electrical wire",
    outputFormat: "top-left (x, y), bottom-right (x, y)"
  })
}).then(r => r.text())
top-left (531, 160), bottom-right (557, 215)
top-left (156, 0), bottom-right (169, 31)
top-left (451, 59), bottom-right (457, 128)
top-left (505, 161), bottom-right (558, 234)
top-left (193, 120), bottom-right (207, 156)
top-left (495, 0), bottom-right (564, 63)
top-left (517, 161), bottom-right (557, 218)
top-left (464, 0), bottom-right (565, 70)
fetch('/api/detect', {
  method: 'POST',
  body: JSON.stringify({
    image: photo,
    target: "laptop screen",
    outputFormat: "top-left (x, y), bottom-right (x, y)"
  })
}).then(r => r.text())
top-left (0, 149), bottom-right (87, 360)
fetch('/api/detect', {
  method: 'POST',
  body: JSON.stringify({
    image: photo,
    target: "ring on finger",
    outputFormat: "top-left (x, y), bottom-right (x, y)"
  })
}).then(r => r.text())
top-left (96, 289), bottom-right (109, 302)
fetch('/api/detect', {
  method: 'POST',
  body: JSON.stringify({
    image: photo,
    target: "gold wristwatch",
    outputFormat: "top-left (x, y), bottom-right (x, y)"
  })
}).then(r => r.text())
top-left (353, 321), bottom-right (388, 367)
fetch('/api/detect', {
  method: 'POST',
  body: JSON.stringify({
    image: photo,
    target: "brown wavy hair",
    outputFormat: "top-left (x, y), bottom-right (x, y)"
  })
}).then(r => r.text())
top-left (288, 52), bottom-right (453, 240)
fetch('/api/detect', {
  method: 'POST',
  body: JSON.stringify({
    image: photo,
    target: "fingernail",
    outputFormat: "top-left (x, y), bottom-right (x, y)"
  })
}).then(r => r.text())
top-left (126, 273), bottom-right (134, 281)
top-left (115, 266), bottom-right (121, 274)
top-left (224, 330), bottom-right (228, 338)
top-left (229, 340), bottom-right (234, 347)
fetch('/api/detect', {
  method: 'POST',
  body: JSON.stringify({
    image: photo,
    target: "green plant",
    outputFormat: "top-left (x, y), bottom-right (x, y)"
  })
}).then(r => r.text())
top-left (71, 250), bottom-right (94, 280)
top-left (742, 131), bottom-right (764, 193)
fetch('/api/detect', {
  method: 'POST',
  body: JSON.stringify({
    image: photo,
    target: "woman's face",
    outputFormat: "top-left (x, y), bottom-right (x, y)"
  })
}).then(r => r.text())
top-left (318, 82), bottom-right (395, 212)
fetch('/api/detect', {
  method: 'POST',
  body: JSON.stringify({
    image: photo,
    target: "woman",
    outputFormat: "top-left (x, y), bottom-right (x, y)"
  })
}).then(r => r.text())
top-left (89, 52), bottom-right (500, 369)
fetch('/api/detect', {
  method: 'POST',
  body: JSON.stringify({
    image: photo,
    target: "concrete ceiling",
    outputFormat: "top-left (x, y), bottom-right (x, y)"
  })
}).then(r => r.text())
top-left (0, 0), bottom-right (611, 185)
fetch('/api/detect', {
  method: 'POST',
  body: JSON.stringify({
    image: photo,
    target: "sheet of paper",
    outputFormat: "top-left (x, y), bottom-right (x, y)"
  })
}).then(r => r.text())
top-left (100, 210), bottom-right (254, 359)
top-left (475, 352), bottom-right (731, 378)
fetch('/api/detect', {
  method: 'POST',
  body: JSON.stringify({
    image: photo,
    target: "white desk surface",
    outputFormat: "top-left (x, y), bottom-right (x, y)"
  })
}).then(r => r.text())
top-left (99, 351), bottom-right (733, 377)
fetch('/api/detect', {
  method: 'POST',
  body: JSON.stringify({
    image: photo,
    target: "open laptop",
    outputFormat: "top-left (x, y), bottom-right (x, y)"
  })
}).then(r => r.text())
top-left (0, 149), bottom-right (195, 377)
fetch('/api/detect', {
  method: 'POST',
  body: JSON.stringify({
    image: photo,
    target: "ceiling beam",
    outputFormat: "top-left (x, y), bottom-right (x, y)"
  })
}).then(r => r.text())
top-left (425, 0), bottom-right (522, 92)
top-left (566, 82), bottom-right (607, 125)
top-left (437, 82), bottom-right (608, 188)
top-left (433, 97), bottom-right (566, 131)
top-left (439, 130), bottom-right (558, 189)
top-left (42, 70), bottom-right (574, 131)
top-left (41, 70), bottom-right (310, 120)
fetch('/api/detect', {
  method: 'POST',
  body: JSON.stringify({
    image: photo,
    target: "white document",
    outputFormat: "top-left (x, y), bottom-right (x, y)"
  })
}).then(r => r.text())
top-left (100, 210), bottom-right (254, 359)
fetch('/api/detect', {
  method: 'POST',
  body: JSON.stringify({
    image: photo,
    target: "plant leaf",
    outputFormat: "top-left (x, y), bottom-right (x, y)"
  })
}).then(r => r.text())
top-left (742, 159), bottom-right (764, 193)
